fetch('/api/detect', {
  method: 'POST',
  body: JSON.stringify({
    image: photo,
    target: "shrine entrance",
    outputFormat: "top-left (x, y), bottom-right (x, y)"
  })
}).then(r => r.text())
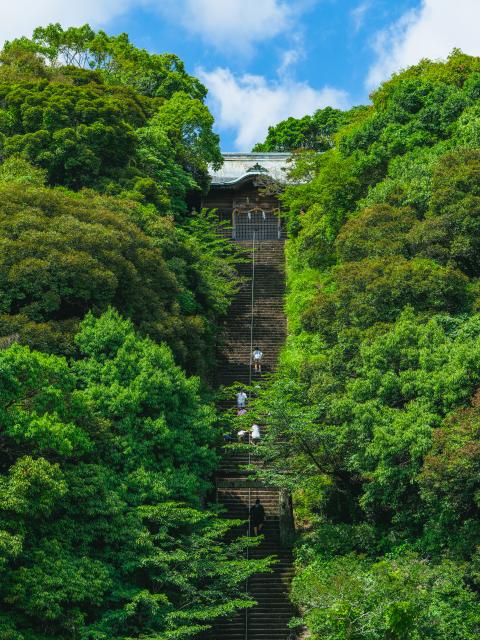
top-left (233, 208), bottom-right (281, 241)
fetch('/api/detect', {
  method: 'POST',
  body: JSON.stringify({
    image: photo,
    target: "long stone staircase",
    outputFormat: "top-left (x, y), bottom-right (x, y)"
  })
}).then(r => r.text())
top-left (216, 241), bottom-right (287, 388)
top-left (212, 240), bottom-right (297, 640)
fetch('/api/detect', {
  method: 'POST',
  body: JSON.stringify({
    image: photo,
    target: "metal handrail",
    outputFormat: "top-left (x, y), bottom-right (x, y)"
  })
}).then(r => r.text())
top-left (245, 229), bottom-right (256, 640)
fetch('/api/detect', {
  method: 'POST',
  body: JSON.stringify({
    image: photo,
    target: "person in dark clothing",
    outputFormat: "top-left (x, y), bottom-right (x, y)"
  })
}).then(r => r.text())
top-left (249, 498), bottom-right (265, 536)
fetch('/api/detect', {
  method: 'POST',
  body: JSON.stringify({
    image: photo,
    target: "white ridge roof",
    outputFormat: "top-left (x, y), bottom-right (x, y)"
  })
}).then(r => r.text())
top-left (210, 152), bottom-right (290, 186)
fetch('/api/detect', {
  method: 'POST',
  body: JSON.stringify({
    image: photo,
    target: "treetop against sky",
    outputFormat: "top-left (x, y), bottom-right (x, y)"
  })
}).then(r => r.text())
top-left (1, 0), bottom-right (479, 150)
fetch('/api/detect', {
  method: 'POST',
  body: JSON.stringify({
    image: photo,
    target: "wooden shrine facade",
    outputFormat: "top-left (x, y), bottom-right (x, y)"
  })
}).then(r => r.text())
top-left (201, 153), bottom-right (290, 241)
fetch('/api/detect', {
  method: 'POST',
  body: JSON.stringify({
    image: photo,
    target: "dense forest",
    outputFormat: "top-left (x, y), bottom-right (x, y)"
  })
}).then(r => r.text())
top-left (3, 19), bottom-right (480, 640)
top-left (0, 24), bottom-right (267, 640)
top-left (251, 50), bottom-right (480, 639)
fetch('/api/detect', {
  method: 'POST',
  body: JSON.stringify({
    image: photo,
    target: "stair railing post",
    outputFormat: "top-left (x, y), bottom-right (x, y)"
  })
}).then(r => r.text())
top-left (249, 230), bottom-right (255, 389)
top-left (245, 446), bottom-right (251, 640)
top-left (279, 488), bottom-right (296, 547)
top-left (246, 228), bottom-right (256, 640)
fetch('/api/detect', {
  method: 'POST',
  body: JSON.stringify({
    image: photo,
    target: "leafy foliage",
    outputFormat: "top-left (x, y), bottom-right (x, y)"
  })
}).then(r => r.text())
top-left (3, 23), bottom-right (206, 99)
top-left (0, 76), bottom-right (143, 189)
top-left (253, 106), bottom-right (362, 152)
top-left (292, 552), bottom-right (480, 640)
top-left (250, 50), bottom-right (480, 638)
top-left (0, 22), bottom-right (262, 640)
top-left (0, 178), bottom-right (241, 373)
top-left (0, 29), bottom-right (221, 212)
top-left (0, 311), bottom-right (266, 640)
top-left (0, 22), bottom-right (235, 375)
top-left (137, 91), bottom-right (222, 204)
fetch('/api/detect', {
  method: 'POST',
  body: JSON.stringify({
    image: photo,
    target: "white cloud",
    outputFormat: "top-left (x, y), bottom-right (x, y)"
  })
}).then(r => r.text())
top-left (158, 0), bottom-right (293, 55)
top-left (0, 0), bottom-right (295, 57)
top-left (0, 0), bottom-right (143, 47)
top-left (276, 30), bottom-right (306, 77)
top-left (199, 67), bottom-right (349, 150)
top-left (367, 0), bottom-right (480, 89)
top-left (351, 1), bottom-right (371, 33)
top-left (278, 48), bottom-right (303, 76)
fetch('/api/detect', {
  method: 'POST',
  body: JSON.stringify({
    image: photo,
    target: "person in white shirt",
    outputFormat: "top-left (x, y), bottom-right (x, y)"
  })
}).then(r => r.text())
top-left (251, 423), bottom-right (261, 444)
top-left (252, 347), bottom-right (263, 373)
top-left (236, 390), bottom-right (247, 409)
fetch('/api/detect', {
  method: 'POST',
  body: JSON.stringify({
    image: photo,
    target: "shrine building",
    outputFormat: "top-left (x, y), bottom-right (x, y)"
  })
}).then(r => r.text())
top-left (201, 152), bottom-right (290, 241)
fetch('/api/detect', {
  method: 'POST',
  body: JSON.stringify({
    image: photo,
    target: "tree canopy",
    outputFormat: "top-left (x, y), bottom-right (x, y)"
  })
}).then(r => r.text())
top-left (253, 106), bottom-right (363, 152)
top-left (0, 24), bottom-right (232, 375)
top-left (2, 23), bottom-right (207, 99)
top-left (0, 311), bottom-right (266, 640)
top-left (0, 24), bottom-right (268, 640)
top-left (249, 50), bottom-right (480, 639)
top-left (0, 26), bottom-right (221, 211)
top-left (0, 166), bottom-right (240, 373)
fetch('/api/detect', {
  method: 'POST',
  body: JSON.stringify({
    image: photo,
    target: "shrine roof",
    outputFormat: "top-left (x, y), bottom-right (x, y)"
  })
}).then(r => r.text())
top-left (209, 152), bottom-right (291, 186)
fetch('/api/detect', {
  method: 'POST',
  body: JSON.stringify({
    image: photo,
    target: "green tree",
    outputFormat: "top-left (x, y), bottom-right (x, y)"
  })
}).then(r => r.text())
top-left (136, 91), bottom-right (222, 210)
top-left (419, 390), bottom-right (480, 558)
top-left (0, 179), bottom-right (241, 372)
top-left (409, 148), bottom-right (480, 276)
top-left (3, 23), bottom-right (207, 100)
top-left (0, 75), bottom-right (144, 189)
top-left (0, 27), bottom-right (222, 207)
top-left (254, 49), bottom-right (480, 640)
top-left (335, 204), bottom-right (416, 262)
top-left (292, 552), bottom-right (480, 640)
top-left (0, 310), bottom-right (267, 640)
top-left (303, 258), bottom-right (468, 339)
top-left (253, 106), bottom-right (361, 152)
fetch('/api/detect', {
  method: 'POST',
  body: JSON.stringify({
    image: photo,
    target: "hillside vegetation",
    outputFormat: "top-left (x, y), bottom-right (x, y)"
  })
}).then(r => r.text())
top-left (0, 25), bottom-right (241, 375)
top-left (0, 25), bottom-right (263, 640)
top-left (253, 51), bottom-right (480, 639)
top-left (3, 21), bottom-right (480, 640)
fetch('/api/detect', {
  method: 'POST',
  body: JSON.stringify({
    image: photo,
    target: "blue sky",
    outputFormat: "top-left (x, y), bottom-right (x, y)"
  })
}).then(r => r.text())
top-left (1, 0), bottom-right (479, 150)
